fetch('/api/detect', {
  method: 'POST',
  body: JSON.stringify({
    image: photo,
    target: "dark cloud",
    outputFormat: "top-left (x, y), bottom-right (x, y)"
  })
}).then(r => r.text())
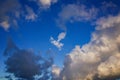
top-left (5, 75), bottom-right (13, 80)
top-left (93, 74), bottom-right (120, 80)
top-left (4, 38), bottom-right (54, 80)
top-left (4, 37), bottom-right (19, 56)
top-left (0, 0), bottom-right (20, 21)
top-left (5, 49), bottom-right (41, 80)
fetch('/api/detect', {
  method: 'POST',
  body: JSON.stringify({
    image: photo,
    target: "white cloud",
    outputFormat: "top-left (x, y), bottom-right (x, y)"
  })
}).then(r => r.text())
top-left (52, 65), bottom-right (61, 79)
top-left (58, 32), bottom-right (66, 41)
top-left (40, 0), bottom-right (51, 6)
top-left (58, 13), bottom-right (120, 80)
top-left (96, 14), bottom-right (120, 30)
top-left (39, 0), bottom-right (57, 8)
top-left (98, 54), bottom-right (120, 78)
top-left (50, 32), bottom-right (66, 50)
top-left (50, 37), bottom-right (63, 50)
top-left (0, 21), bottom-right (10, 31)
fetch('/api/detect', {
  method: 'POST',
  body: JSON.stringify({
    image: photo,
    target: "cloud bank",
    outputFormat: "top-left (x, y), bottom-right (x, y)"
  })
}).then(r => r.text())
top-left (54, 13), bottom-right (120, 80)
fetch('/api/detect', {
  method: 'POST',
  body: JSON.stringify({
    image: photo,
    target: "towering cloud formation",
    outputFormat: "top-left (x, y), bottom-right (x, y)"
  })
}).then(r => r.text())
top-left (50, 32), bottom-right (66, 50)
top-left (4, 38), bottom-right (53, 80)
top-left (55, 14), bottom-right (120, 80)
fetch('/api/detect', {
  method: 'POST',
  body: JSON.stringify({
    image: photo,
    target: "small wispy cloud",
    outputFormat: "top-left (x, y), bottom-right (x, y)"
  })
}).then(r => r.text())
top-left (50, 32), bottom-right (66, 50)
top-left (25, 5), bottom-right (37, 21)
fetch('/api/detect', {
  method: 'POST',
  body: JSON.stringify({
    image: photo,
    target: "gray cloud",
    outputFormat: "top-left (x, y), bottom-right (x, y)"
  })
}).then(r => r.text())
top-left (56, 1), bottom-right (118, 31)
top-left (5, 50), bottom-right (41, 80)
top-left (56, 13), bottom-right (120, 80)
top-left (0, 0), bottom-right (21, 31)
top-left (4, 38), bottom-right (54, 80)
top-left (57, 4), bottom-right (98, 30)
top-left (0, 0), bottom-right (57, 31)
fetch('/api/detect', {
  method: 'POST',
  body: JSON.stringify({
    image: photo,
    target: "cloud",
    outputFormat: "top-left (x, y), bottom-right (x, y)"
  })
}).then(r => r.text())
top-left (52, 65), bottom-right (61, 80)
top-left (57, 4), bottom-right (98, 30)
top-left (4, 38), bottom-right (54, 80)
top-left (56, 1), bottom-right (118, 31)
top-left (0, 21), bottom-right (10, 31)
top-left (100, 1), bottom-right (117, 15)
top-left (50, 37), bottom-right (64, 50)
top-left (0, 0), bottom-right (21, 31)
top-left (57, 13), bottom-right (120, 80)
top-left (96, 14), bottom-right (120, 30)
top-left (5, 50), bottom-right (41, 80)
top-left (25, 5), bottom-right (37, 21)
top-left (0, 0), bottom-right (57, 31)
top-left (98, 54), bottom-right (120, 79)
top-left (50, 32), bottom-right (66, 50)
top-left (39, 0), bottom-right (57, 8)
top-left (57, 32), bottom-right (66, 41)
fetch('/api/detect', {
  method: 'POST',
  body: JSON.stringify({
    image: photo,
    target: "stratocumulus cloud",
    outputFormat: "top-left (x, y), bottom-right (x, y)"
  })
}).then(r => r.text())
top-left (54, 13), bottom-right (120, 80)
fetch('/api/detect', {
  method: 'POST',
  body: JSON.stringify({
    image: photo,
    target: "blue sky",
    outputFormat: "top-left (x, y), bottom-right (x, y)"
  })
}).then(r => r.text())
top-left (0, 0), bottom-right (120, 80)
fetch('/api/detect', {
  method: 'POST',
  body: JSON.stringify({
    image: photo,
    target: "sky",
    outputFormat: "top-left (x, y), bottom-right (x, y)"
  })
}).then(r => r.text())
top-left (0, 0), bottom-right (120, 80)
